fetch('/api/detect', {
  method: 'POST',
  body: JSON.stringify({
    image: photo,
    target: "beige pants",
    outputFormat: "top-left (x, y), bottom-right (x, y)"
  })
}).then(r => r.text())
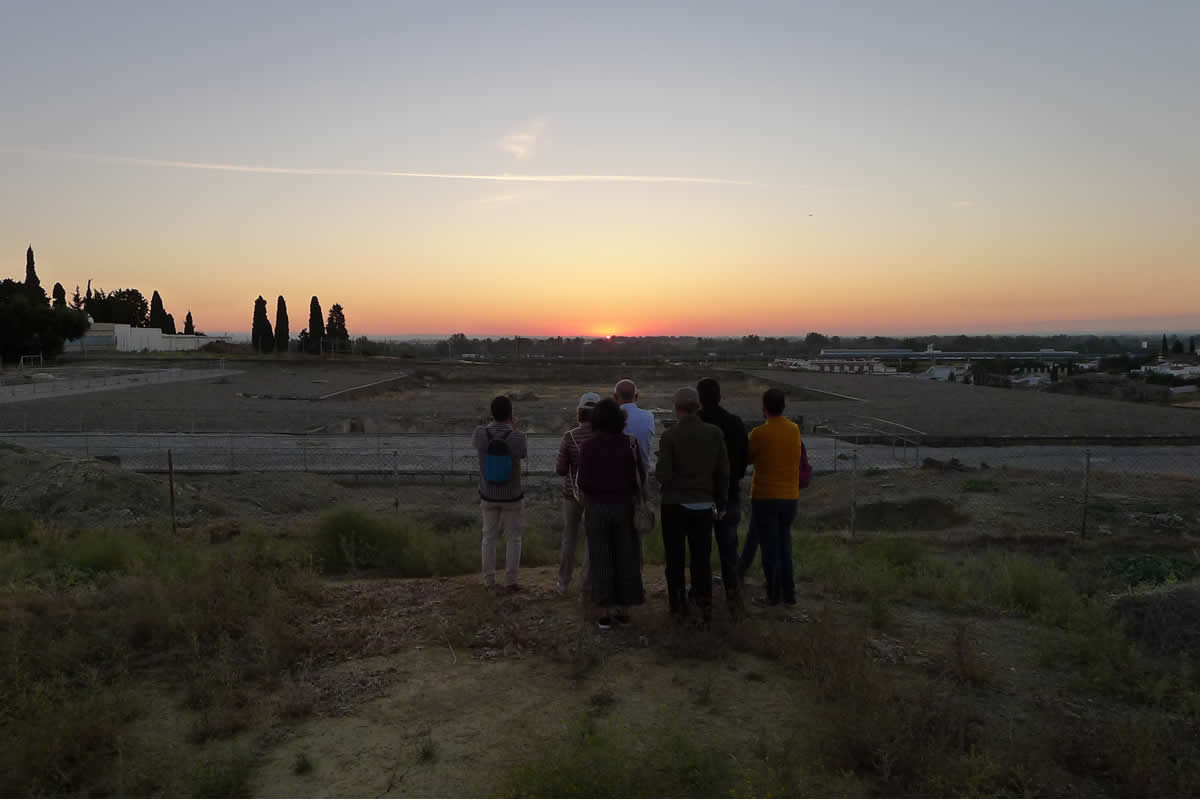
top-left (481, 500), bottom-right (523, 587)
top-left (559, 497), bottom-right (591, 593)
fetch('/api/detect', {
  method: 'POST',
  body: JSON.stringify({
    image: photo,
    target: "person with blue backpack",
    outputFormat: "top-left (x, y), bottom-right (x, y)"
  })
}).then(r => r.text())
top-left (472, 395), bottom-right (529, 591)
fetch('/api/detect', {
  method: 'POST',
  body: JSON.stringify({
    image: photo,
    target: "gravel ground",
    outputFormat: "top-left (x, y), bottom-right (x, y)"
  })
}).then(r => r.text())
top-left (749, 369), bottom-right (1200, 437)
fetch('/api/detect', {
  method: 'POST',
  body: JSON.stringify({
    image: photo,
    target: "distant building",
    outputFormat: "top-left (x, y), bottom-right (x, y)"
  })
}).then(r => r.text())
top-left (64, 322), bottom-right (230, 354)
top-left (922, 365), bottom-right (968, 381)
top-left (770, 357), bottom-right (897, 374)
top-left (820, 345), bottom-right (1080, 362)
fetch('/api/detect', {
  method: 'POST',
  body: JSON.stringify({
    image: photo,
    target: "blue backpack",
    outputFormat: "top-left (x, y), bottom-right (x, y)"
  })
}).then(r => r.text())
top-left (483, 429), bottom-right (514, 485)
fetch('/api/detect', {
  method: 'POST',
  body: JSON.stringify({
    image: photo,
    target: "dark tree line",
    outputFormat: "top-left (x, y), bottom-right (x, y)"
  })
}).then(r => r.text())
top-left (254, 294), bottom-right (350, 354)
top-left (0, 247), bottom-right (89, 363)
top-left (82, 283), bottom-right (196, 335)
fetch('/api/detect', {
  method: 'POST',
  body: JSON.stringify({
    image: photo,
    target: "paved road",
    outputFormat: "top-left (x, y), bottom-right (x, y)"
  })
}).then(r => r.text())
top-left (1, 432), bottom-right (1195, 477)
top-left (0, 368), bottom-right (240, 405)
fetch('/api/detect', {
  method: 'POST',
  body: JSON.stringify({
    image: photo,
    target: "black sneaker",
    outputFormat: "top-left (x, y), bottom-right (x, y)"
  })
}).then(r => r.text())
top-left (597, 617), bottom-right (613, 630)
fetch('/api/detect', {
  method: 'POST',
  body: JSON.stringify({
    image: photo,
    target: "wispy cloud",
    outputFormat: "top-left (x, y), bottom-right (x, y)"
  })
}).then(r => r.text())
top-left (16, 149), bottom-right (749, 185)
top-left (497, 118), bottom-right (547, 160)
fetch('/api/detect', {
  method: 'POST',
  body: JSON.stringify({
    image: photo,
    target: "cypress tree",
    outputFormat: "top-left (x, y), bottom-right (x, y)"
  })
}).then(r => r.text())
top-left (165, 313), bottom-right (177, 336)
top-left (25, 246), bottom-right (40, 292)
top-left (307, 296), bottom-right (325, 355)
top-left (1190, 336), bottom-right (1196, 355)
top-left (149, 290), bottom-right (167, 331)
top-left (70, 285), bottom-right (84, 310)
top-left (1171, 337), bottom-right (1184, 355)
top-left (23, 246), bottom-right (47, 306)
top-left (251, 295), bottom-right (275, 353)
top-left (52, 282), bottom-right (67, 309)
top-left (1161, 334), bottom-right (1168, 356)
top-left (184, 311), bottom-right (195, 335)
top-left (274, 296), bottom-right (290, 353)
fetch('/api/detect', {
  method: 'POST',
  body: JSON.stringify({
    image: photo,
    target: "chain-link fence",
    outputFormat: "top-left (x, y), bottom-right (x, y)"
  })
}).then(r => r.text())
top-left (2, 429), bottom-right (1196, 541)
top-left (1, 431), bottom-right (1197, 476)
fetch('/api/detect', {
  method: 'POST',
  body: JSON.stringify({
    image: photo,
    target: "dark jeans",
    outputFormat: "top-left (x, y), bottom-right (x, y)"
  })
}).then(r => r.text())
top-left (752, 499), bottom-right (798, 605)
top-left (713, 502), bottom-right (743, 606)
top-left (661, 504), bottom-right (713, 616)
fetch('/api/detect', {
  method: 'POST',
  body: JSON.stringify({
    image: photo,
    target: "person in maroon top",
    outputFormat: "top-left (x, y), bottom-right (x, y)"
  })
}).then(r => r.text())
top-left (578, 398), bottom-right (647, 629)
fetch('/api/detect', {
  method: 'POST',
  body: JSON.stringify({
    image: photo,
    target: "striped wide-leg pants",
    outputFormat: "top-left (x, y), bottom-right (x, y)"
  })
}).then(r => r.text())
top-left (585, 502), bottom-right (645, 608)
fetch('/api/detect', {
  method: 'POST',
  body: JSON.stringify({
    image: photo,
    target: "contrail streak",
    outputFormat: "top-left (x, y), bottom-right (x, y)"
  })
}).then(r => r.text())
top-left (17, 149), bottom-right (750, 185)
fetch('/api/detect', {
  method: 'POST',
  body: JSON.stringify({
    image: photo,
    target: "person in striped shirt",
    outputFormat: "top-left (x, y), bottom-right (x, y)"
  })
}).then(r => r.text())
top-left (554, 391), bottom-right (600, 595)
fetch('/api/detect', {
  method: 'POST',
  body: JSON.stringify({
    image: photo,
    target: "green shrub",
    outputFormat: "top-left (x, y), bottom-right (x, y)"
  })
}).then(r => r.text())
top-left (58, 530), bottom-right (152, 574)
top-left (506, 715), bottom-right (737, 798)
top-left (314, 507), bottom-right (555, 577)
top-left (191, 747), bottom-right (253, 797)
top-left (0, 512), bottom-right (35, 542)
top-left (314, 506), bottom-right (400, 573)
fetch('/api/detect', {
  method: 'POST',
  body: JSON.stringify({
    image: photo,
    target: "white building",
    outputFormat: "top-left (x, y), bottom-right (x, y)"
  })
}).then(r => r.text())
top-left (64, 322), bottom-right (229, 354)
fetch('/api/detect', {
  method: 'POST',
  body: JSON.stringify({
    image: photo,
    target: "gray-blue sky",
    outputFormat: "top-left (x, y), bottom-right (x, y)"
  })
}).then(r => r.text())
top-left (2, 0), bottom-right (1198, 335)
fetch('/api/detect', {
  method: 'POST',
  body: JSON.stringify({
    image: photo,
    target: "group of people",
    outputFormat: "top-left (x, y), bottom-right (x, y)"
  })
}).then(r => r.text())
top-left (472, 377), bottom-right (806, 629)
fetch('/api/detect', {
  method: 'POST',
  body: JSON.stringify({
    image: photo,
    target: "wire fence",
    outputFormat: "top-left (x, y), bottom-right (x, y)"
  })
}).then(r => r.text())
top-left (0, 431), bottom-right (1197, 479)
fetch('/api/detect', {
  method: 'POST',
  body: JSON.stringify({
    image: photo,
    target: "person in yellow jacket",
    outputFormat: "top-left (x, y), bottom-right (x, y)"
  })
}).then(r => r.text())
top-left (747, 388), bottom-right (803, 607)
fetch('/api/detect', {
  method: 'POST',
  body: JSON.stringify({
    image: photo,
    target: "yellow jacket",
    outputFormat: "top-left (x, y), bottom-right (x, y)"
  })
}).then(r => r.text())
top-left (748, 416), bottom-right (803, 500)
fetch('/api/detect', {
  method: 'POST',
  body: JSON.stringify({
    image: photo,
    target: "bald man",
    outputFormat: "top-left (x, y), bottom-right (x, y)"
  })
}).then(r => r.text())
top-left (614, 378), bottom-right (655, 465)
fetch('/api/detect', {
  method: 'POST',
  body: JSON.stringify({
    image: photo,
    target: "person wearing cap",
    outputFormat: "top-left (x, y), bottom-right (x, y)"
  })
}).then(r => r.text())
top-left (655, 386), bottom-right (729, 623)
top-left (614, 378), bottom-right (655, 466)
top-left (554, 391), bottom-right (600, 595)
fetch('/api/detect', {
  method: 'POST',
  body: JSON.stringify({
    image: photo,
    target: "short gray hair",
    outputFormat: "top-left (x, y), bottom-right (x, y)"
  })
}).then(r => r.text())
top-left (673, 386), bottom-right (700, 413)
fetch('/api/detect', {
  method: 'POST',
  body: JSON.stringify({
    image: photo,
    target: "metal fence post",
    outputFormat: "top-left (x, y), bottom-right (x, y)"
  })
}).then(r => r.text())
top-left (1080, 448), bottom-right (1091, 540)
top-left (850, 451), bottom-right (858, 539)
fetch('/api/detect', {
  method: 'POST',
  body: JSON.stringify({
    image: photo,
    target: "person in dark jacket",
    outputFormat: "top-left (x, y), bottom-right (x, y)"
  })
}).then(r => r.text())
top-left (697, 377), bottom-right (750, 616)
top-left (656, 387), bottom-right (729, 622)
top-left (578, 398), bottom-right (647, 629)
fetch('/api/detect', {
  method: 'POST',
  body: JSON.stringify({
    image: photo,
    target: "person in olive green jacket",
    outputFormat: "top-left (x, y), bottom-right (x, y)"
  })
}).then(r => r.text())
top-left (655, 387), bottom-right (730, 621)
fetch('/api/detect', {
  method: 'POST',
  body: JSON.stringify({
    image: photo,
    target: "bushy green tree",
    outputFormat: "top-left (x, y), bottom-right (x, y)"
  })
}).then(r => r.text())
top-left (85, 288), bottom-right (149, 327)
top-left (70, 285), bottom-right (84, 310)
top-left (165, 313), bottom-right (176, 335)
top-left (326, 303), bottom-right (349, 345)
top-left (0, 278), bottom-right (88, 363)
top-left (51, 282), bottom-right (66, 309)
